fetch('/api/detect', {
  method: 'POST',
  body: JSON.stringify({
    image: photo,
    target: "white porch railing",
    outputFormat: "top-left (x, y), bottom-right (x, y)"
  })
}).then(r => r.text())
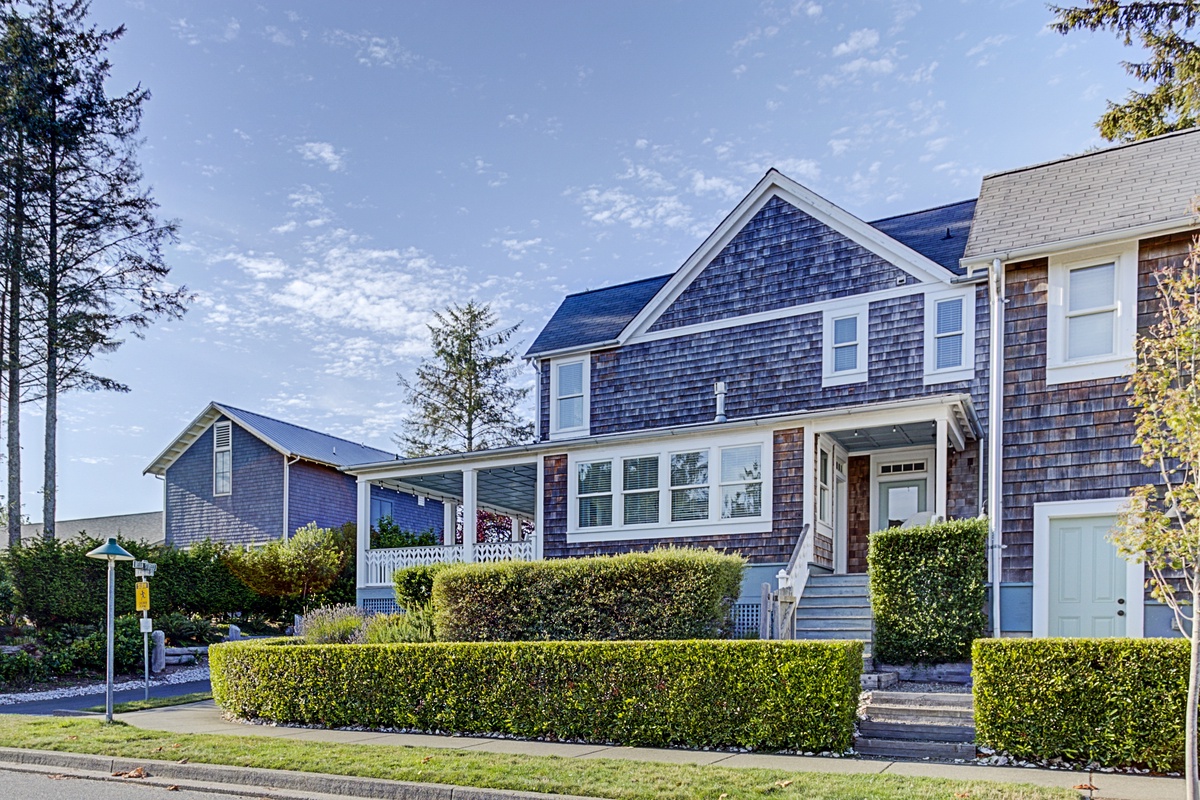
top-left (362, 541), bottom-right (536, 587)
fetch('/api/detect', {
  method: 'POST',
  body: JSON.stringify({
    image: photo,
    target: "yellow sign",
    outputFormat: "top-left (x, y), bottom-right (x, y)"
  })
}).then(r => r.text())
top-left (135, 581), bottom-right (150, 612)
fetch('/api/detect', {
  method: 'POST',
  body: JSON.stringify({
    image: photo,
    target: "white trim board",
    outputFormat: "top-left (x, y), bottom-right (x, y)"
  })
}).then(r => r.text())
top-left (1032, 497), bottom-right (1144, 638)
top-left (619, 170), bottom-right (959, 344)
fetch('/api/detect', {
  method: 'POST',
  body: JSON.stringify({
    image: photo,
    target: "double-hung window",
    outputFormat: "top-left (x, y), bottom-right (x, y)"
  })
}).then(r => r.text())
top-left (550, 357), bottom-right (589, 438)
top-left (213, 421), bottom-right (232, 496)
top-left (370, 498), bottom-right (394, 528)
top-left (822, 305), bottom-right (868, 386)
top-left (720, 444), bottom-right (762, 519)
top-left (577, 460), bottom-right (612, 528)
top-left (817, 447), bottom-right (831, 525)
top-left (1046, 243), bottom-right (1137, 385)
top-left (923, 289), bottom-right (975, 383)
top-left (670, 450), bottom-right (709, 522)
top-left (622, 456), bottom-right (659, 525)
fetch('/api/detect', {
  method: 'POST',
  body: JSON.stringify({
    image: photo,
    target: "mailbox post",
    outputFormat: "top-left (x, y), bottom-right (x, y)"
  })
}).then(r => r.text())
top-left (133, 560), bottom-right (156, 701)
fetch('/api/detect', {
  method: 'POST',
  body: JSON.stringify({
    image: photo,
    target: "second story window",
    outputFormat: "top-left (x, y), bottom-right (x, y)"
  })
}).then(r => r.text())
top-left (1066, 263), bottom-right (1117, 360)
top-left (550, 356), bottom-right (589, 438)
top-left (822, 304), bottom-right (868, 387)
top-left (213, 421), bottom-right (232, 496)
top-left (923, 288), bottom-right (975, 384)
top-left (1046, 243), bottom-right (1137, 385)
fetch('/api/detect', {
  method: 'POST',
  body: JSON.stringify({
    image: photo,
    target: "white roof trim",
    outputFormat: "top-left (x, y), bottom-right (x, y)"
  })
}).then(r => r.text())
top-left (143, 402), bottom-right (290, 477)
top-left (619, 169), bottom-right (959, 343)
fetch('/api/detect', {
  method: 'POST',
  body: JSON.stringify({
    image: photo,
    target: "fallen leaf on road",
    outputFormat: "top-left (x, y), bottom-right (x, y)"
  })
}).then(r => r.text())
top-left (1073, 784), bottom-right (1098, 791)
top-left (165, 786), bottom-right (179, 792)
top-left (113, 766), bottom-right (148, 779)
top-left (47, 774), bottom-right (68, 780)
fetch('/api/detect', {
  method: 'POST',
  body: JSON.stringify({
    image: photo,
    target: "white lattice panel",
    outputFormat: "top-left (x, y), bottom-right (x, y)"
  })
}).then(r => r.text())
top-left (363, 545), bottom-right (464, 586)
top-left (473, 540), bottom-right (536, 563)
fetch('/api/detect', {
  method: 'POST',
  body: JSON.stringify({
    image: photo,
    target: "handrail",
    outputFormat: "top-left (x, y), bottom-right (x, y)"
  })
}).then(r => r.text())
top-left (785, 523), bottom-right (810, 576)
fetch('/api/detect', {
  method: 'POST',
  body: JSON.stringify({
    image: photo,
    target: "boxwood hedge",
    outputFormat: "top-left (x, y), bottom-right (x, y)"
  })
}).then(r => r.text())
top-left (211, 637), bottom-right (861, 752)
top-left (973, 638), bottom-right (1189, 771)
top-left (431, 548), bottom-right (744, 641)
top-left (867, 517), bottom-right (987, 664)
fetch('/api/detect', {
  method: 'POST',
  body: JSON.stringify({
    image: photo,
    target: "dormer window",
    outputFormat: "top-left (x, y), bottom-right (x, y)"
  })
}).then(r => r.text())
top-left (213, 421), bottom-right (232, 496)
top-left (1046, 243), bottom-right (1137, 385)
top-left (550, 355), bottom-right (590, 438)
top-left (822, 304), bottom-right (868, 387)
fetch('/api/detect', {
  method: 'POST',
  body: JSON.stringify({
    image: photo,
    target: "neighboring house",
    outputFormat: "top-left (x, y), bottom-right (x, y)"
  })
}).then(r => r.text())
top-left (348, 128), bottom-right (1200, 641)
top-left (144, 403), bottom-right (443, 550)
top-left (13, 511), bottom-right (164, 547)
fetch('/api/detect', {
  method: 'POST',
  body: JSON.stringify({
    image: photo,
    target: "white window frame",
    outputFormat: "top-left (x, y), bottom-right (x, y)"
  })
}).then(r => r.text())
top-left (718, 443), bottom-right (765, 520)
top-left (669, 448), bottom-right (710, 523)
top-left (621, 454), bottom-right (661, 526)
top-left (213, 421), bottom-right (232, 497)
top-left (923, 287), bottom-right (975, 384)
top-left (867, 447), bottom-right (934, 534)
top-left (567, 430), bottom-right (772, 541)
top-left (1046, 242), bottom-right (1137, 386)
top-left (575, 458), bottom-right (613, 529)
top-left (821, 303), bottom-right (869, 387)
top-left (549, 355), bottom-right (590, 440)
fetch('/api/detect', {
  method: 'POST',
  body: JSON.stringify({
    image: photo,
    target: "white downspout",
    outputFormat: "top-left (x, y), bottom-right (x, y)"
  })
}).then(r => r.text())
top-left (282, 456), bottom-right (299, 539)
top-left (987, 258), bottom-right (1005, 638)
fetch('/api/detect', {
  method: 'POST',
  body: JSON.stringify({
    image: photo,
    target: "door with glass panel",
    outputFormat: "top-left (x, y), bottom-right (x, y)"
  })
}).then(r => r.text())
top-left (875, 456), bottom-right (931, 531)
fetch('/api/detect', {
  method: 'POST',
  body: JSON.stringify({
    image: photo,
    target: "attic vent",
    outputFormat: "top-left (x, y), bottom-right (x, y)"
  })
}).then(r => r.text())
top-left (213, 421), bottom-right (232, 451)
top-left (880, 461), bottom-right (926, 475)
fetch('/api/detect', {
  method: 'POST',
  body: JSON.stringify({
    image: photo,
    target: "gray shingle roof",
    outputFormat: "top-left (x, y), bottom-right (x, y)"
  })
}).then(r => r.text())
top-left (218, 404), bottom-right (399, 468)
top-left (524, 274), bottom-right (672, 357)
top-left (964, 127), bottom-right (1200, 262)
top-left (870, 199), bottom-right (976, 275)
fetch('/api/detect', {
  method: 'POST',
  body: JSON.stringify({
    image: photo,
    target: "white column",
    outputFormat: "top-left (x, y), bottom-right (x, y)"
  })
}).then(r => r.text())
top-left (511, 516), bottom-right (522, 542)
top-left (935, 417), bottom-right (949, 521)
top-left (534, 457), bottom-right (545, 560)
top-left (356, 479), bottom-right (371, 590)
top-left (443, 502), bottom-right (457, 547)
top-left (462, 468), bottom-right (477, 562)
top-left (801, 428), bottom-right (816, 537)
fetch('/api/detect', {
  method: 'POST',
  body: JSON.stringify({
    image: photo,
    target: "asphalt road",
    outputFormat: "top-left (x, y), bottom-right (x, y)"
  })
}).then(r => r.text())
top-left (0, 768), bottom-right (231, 799)
top-left (0, 680), bottom-right (212, 716)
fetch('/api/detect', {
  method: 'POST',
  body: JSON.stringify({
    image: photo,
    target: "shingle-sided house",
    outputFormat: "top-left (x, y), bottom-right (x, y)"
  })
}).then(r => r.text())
top-left (145, 403), bottom-right (444, 550)
top-left (346, 128), bottom-right (1200, 641)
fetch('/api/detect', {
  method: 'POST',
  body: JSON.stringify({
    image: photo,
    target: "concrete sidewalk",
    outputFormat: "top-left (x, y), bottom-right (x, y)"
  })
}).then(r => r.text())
top-left (117, 700), bottom-right (1183, 800)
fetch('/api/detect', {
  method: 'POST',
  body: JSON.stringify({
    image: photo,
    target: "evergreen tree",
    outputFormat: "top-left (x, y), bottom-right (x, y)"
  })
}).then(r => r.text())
top-left (396, 301), bottom-right (533, 457)
top-left (1051, 1), bottom-right (1200, 141)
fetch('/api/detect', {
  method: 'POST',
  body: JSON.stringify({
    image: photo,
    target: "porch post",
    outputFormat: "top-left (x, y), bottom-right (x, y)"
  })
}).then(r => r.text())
top-left (462, 468), bottom-right (477, 562)
top-left (534, 457), bottom-right (545, 560)
top-left (356, 479), bottom-right (371, 591)
top-left (801, 428), bottom-right (816, 539)
top-left (935, 417), bottom-right (949, 520)
top-left (511, 516), bottom-right (522, 542)
top-left (442, 502), bottom-right (457, 547)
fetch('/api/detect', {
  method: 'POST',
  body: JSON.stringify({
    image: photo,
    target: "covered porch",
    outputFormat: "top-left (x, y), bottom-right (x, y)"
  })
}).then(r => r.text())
top-left (352, 454), bottom-right (542, 593)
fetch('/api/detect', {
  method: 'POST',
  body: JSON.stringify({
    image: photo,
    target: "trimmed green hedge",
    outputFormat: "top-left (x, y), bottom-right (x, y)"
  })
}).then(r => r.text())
top-left (973, 638), bottom-right (1189, 771)
top-left (393, 563), bottom-right (452, 609)
top-left (431, 548), bottom-right (745, 641)
top-left (211, 638), bottom-right (861, 751)
top-left (868, 517), bottom-right (987, 664)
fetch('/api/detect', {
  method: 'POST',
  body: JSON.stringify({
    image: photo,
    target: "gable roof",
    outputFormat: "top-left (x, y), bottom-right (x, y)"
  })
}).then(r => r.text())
top-left (870, 199), bottom-right (976, 275)
top-left (143, 402), bottom-right (399, 476)
top-left (524, 274), bottom-right (672, 358)
top-left (963, 127), bottom-right (1200, 264)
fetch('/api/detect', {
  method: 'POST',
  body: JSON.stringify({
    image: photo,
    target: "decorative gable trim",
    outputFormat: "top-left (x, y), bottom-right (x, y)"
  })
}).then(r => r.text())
top-left (619, 170), bottom-right (960, 344)
top-left (143, 402), bottom-right (290, 477)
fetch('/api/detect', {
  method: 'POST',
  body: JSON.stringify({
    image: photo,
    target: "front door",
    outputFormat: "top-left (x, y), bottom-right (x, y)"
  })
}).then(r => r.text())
top-left (1048, 515), bottom-right (1126, 637)
top-left (877, 477), bottom-right (928, 529)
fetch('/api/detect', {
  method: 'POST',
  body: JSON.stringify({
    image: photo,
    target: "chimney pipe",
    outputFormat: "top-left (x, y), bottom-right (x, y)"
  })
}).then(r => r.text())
top-left (714, 381), bottom-right (728, 423)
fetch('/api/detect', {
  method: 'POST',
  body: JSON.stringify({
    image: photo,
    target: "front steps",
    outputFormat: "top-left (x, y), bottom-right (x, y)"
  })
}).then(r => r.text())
top-left (793, 573), bottom-right (896, 688)
top-left (856, 691), bottom-right (976, 760)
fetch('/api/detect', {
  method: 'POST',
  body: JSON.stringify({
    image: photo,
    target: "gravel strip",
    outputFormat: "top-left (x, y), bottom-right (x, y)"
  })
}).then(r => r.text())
top-left (0, 666), bottom-right (210, 706)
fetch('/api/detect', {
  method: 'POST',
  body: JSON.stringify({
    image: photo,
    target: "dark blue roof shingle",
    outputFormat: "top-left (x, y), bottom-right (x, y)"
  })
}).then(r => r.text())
top-left (524, 274), bottom-right (672, 357)
top-left (218, 404), bottom-right (398, 468)
top-left (870, 199), bottom-right (977, 275)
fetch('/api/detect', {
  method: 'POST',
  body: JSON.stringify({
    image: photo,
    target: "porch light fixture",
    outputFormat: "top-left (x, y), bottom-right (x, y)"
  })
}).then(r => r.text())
top-left (86, 538), bottom-right (134, 723)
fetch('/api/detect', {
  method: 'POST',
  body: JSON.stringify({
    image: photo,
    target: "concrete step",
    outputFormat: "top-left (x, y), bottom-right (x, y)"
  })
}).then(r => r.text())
top-left (798, 594), bottom-right (872, 608)
top-left (858, 719), bottom-right (975, 742)
top-left (807, 574), bottom-right (869, 584)
top-left (801, 585), bottom-right (871, 598)
top-left (869, 691), bottom-right (974, 709)
top-left (794, 608), bottom-right (873, 621)
top-left (860, 672), bottom-right (899, 690)
top-left (855, 737), bottom-right (976, 760)
top-left (794, 628), bottom-right (873, 640)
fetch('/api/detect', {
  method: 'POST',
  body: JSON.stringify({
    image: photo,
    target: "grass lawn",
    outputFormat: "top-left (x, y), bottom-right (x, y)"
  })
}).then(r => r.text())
top-left (81, 692), bottom-right (212, 714)
top-left (0, 715), bottom-right (1074, 800)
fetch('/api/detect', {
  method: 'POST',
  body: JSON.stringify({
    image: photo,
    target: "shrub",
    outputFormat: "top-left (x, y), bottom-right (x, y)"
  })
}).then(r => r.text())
top-left (68, 615), bottom-right (145, 674)
top-left (973, 638), bottom-right (1188, 771)
top-left (150, 540), bottom-right (258, 617)
top-left (393, 563), bottom-right (453, 609)
top-left (0, 650), bottom-right (46, 685)
top-left (297, 605), bottom-right (364, 644)
top-left (370, 517), bottom-right (438, 550)
top-left (225, 523), bottom-right (346, 607)
top-left (156, 612), bottom-right (222, 647)
top-left (868, 517), bottom-right (987, 664)
top-left (211, 638), bottom-right (861, 752)
top-left (432, 548), bottom-right (745, 642)
top-left (355, 608), bottom-right (435, 644)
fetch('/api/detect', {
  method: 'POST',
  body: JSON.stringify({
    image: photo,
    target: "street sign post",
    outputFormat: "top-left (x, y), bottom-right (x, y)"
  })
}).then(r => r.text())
top-left (132, 561), bottom-right (156, 701)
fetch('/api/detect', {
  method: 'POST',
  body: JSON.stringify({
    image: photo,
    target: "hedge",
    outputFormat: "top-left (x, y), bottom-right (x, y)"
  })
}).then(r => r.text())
top-left (211, 638), bottom-right (861, 751)
top-left (973, 638), bottom-right (1189, 771)
top-left (431, 548), bottom-right (745, 641)
top-left (867, 517), bottom-right (987, 664)
top-left (393, 563), bottom-right (452, 609)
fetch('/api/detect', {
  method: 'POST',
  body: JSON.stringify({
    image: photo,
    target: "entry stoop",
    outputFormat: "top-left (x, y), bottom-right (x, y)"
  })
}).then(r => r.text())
top-left (856, 691), bottom-right (976, 760)
top-left (793, 574), bottom-right (895, 688)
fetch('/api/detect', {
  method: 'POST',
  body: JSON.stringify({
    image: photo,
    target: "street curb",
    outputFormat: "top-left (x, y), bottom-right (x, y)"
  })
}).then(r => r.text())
top-left (0, 746), bottom-right (604, 800)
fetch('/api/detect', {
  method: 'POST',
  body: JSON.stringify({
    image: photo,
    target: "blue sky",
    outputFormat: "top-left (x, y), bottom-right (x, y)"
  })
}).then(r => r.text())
top-left (35, 0), bottom-right (1134, 522)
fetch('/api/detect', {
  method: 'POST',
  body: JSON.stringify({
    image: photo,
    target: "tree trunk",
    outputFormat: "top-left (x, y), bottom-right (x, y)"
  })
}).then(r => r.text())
top-left (5, 132), bottom-right (22, 549)
top-left (41, 70), bottom-right (58, 542)
top-left (1188, 591), bottom-right (1200, 800)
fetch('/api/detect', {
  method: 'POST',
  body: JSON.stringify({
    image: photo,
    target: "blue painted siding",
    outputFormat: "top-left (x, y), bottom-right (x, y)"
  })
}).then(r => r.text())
top-left (165, 417), bottom-right (284, 547)
top-left (286, 460), bottom-right (444, 536)
top-left (370, 484), bottom-right (444, 535)
top-left (649, 196), bottom-right (914, 332)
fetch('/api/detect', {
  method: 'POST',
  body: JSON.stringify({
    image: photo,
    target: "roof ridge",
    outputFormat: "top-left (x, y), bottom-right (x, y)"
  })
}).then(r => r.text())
top-left (980, 127), bottom-right (1200, 182)
top-left (563, 273), bottom-right (673, 299)
top-left (870, 197), bottom-right (977, 224)
top-left (216, 402), bottom-right (394, 456)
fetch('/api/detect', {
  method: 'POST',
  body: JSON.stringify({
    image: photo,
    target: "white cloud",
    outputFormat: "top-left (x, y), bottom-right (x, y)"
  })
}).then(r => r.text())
top-left (829, 138), bottom-right (851, 156)
top-left (264, 25), bottom-right (294, 46)
top-left (470, 156), bottom-right (508, 188)
top-left (774, 158), bottom-right (821, 182)
top-left (297, 142), bottom-right (345, 172)
top-left (833, 29), bottom-right (879, 57)
top-left (272, 221), bottom-right (298, 234)
top-left (841, 57), bottom-right (894, 76)
top-left (327, 30), bottom-right (432, 70)
top-left (572, 186), bottom-right (694, 232)
top-left (966, 34), bottom-right (1013, 66)
top-left (223, 252), bottom-right (290, 280)
top-left (689, 171), bottom-right (742, 200)
top-left (499, 237), bottom-right (544, 260)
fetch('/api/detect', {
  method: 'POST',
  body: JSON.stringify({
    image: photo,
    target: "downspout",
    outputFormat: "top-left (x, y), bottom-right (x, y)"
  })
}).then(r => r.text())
top-left (987, 258), bottom-right (1005, 638)
top-left (282, 456), bottom-right (300, 540)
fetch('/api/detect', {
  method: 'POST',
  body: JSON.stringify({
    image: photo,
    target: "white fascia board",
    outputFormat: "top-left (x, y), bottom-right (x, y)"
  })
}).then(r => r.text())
top-left (211, 404), bottom-right (292, 460)
top-left (618, 170), bottom-right (959, 344)
top-left (961, 216), bottom-right (1195, 271)
top-left (525, 340), bottom-right (618, 361)
top-left (143, 402), bottom-right (292, 477)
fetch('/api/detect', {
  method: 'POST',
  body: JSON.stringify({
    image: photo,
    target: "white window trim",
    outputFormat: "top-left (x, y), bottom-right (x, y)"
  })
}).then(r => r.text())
top-left (668, 447), bottom-right (710, 524)
top-left (566, 430), bottom-right (772, 541)
top-left (1045, 242), bottom-right (1137, 386)
top-left (213, 421), bottom-right (232, 497)
top-left (549, 355), bottom-right (590, 440)
top-left (621, 454), bottom-right (661, 526)
top-left (923, 287), bottom-right (975, 385)
top-left (867, 446), bottom-right (934, 534)
top-left (821, 303), bottom-right (869, 387)
top-left (575, 457), bottom-right (614, 529)
top-left (1032, 497), bottom-right (1144, 638)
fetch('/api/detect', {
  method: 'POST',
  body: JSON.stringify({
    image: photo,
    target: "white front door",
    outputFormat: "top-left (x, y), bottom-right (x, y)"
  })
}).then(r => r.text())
top-left (1048, 515), bottom-right (1126, 637)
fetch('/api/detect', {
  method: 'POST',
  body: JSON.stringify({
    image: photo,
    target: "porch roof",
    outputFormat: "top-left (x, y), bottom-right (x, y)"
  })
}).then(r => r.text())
top-left (377, 463), bottom-right (537, 518)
